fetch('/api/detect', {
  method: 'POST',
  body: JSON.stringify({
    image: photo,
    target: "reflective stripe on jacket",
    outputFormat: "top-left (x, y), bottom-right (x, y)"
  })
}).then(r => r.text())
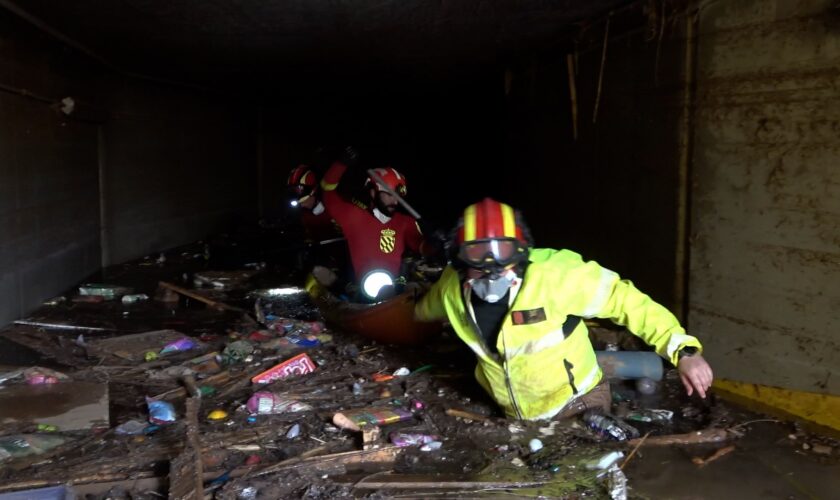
top-left (415, 248), bottom-right (702, 420)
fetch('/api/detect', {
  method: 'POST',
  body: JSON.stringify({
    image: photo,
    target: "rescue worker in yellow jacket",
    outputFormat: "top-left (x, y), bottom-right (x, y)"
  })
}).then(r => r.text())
top-left (415, 198), bottom-right (713, 420)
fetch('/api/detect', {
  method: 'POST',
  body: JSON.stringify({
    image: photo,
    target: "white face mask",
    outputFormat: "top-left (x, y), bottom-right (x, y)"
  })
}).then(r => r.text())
top-left (470, 270), bottom-right (517, 303)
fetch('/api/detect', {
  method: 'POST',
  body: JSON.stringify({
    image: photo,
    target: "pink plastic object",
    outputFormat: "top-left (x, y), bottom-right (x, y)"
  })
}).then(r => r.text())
top-left (26, 374), bottom-right (59, 385)
top-left (23, 367), bottom-right (67, 385)
top-left (389, 432), bottom-right (439, 447)
top-left (409, 399), bottom-right (426, 413)
top-left (251, 353), bottom-right (316, 384)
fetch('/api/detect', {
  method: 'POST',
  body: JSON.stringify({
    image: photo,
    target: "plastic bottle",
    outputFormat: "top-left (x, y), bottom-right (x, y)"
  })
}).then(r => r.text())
top-left (582, 412), bottom-right (636, 441)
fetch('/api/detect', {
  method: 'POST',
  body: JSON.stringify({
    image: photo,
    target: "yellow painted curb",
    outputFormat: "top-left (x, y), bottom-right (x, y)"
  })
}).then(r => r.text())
top-left (714, 379), bottom-right (840, 432)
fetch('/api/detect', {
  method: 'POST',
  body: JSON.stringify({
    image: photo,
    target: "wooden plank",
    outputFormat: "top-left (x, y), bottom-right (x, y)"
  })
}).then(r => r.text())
top-left (626, 428), bottom-right (730, 447)
top-left (342, 473), bottom-right (549, 490)
top-left (252, 446), bottom-right (402, 477)
top-left (445, 408), bottom-right (491, 422)
top-left (85, 329), bottom-right (194, 363)
top-left (158, 281), bottom-right (245, 313)
top-left (168, 398), bottom-right (203, 500)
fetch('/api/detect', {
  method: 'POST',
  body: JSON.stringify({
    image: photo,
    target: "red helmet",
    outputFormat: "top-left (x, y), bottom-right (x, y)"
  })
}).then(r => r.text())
top-left (455, 198), bottom-right (530, 268)
top-left (287, 165), bottom-right (318, 202)
top-left (367, 167), bottom-right (407, 197)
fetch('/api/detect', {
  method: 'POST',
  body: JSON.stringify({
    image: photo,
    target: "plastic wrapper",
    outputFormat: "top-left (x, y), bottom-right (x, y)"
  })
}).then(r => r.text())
top-left (23, 367), bottom-right (68, 385)
top-left (251, 353), bottom-right (316, 384)
top-left (78, 283), bottom-right (133, 299)
top-left (160, 337), bottom-right (197, 355)
top-left (115, 419), bottom-right (149, 435)
top-left (389, 432), bottom-right (439, 447)
top-left (246, 392), bottom-right (312, 414)
top-left (0, 434), bottom-right (67, 462)
top-left (332, 406), bottom-right (414, 431)
top-left (147, 399), bottom-right (177, 424)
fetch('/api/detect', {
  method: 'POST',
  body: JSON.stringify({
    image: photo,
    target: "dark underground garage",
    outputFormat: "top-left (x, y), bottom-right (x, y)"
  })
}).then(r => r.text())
top-left (0, 0), bottom-right (839, 498)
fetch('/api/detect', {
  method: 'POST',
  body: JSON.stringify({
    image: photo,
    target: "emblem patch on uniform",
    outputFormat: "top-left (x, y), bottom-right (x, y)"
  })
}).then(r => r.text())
top-left (511, 307), bottom-right (547, 325)
top-left (379, 228), bottom-right (396, 253)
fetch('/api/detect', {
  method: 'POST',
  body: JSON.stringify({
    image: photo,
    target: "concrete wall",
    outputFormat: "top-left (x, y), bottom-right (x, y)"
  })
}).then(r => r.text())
top-left (0, 10), bottom-right (255, 325)
top-left (102, 79), bottom-right (255, 264)
top-left (0, 11), bottom-right (103, 324)
top-left (690, 0), bottom-right (840, 394)
top-left (501, 5), bottom-right (687, 311)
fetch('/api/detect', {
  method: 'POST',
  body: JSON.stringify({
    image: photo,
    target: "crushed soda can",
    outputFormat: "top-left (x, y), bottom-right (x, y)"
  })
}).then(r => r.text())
top-left (251, 353), bottom-right (316, 384)
top-left (389, 432), bottom-right (439, 447)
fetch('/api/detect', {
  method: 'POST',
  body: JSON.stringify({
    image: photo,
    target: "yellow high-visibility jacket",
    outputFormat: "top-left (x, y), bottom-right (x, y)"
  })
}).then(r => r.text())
top-left (415, 248), bottom-right (702, 420)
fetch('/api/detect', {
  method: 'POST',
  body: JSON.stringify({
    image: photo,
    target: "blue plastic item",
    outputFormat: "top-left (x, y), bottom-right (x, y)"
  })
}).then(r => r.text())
top-left (147, 399), bottom-right (176, 424)
top-left (595, 351), bottom-right (663, 381)
top-left (0, 485), bottom-right (76, 500)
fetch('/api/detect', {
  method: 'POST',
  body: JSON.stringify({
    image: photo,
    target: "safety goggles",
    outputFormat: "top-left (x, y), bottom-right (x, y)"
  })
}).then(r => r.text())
top-left (458, 238), bottom-right (525, 268)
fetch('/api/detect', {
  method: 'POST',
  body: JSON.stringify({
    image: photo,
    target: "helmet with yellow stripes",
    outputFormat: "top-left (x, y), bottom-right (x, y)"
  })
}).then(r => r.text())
top-left (454, 198), bottom-right (531, 269)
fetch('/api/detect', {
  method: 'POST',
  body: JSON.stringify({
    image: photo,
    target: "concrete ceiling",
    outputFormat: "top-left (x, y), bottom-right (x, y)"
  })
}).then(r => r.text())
top-left (6, 0), bottom-right (629, 91)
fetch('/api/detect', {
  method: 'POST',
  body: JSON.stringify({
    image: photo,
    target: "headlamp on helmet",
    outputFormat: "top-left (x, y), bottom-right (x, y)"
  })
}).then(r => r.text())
top-left (287, 165), bottom-right (318, 205)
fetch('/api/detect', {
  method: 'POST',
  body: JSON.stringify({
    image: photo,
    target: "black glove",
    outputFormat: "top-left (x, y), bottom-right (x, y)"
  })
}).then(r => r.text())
top-left (339, 145), bottom-right (359, 168)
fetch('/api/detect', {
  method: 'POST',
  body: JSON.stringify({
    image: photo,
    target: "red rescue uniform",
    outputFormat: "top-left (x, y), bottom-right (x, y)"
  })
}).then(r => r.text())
top-left (300, 203), bottom-right (341, 243)
top-left (321, 162), bottom-right (424, 279)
